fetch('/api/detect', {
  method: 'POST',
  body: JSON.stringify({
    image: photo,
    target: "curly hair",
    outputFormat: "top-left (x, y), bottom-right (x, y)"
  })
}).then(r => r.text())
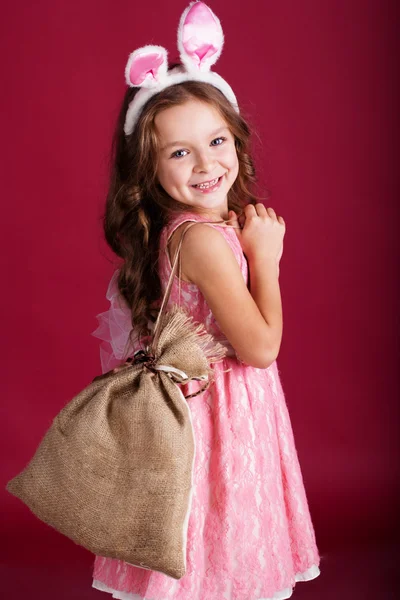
top-left (100, 62), bottom-right (269, 350)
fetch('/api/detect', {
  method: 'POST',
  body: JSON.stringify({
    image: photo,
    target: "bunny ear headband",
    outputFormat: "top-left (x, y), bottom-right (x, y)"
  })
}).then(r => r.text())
top-left (123, 0), bottom-right (239, 137)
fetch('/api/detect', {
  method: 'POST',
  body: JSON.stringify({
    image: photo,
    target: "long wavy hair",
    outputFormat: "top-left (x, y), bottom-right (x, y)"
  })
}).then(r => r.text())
top-left (101, 62), bottom-right (269, 350)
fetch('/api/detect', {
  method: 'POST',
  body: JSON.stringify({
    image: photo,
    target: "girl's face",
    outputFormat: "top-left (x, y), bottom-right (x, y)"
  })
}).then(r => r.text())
top-left (154, 99), bottom-right (239, 220)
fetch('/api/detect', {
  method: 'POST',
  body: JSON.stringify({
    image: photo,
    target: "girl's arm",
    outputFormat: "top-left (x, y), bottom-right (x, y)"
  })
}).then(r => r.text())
top-left (247, 255), bottom-right (283, 361)
top-left (172, 223), bottom-right (278, 369)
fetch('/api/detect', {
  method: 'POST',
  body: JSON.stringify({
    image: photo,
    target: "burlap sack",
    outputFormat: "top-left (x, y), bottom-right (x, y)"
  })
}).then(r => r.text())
top-left (6, 221), bottom-right (228, 579)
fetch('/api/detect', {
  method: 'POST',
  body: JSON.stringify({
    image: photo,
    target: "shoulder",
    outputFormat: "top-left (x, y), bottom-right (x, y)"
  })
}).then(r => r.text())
top-left (176, 222), bottom-right (240, 285)
top-left (167, 221), bottom-right (231, 284)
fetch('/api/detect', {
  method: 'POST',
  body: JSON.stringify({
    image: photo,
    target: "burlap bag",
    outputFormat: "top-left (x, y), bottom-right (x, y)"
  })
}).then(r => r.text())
top-left (6, 221), bottom-right (228, 580)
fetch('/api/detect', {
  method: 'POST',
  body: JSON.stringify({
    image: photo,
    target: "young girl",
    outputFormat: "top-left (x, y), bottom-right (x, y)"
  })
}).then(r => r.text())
top-left (91, 2), bottom-right (321, 599)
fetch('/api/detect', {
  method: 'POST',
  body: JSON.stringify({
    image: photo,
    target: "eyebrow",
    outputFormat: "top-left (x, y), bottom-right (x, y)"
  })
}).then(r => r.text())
top-left (160, 126), bottom-right (229, 152)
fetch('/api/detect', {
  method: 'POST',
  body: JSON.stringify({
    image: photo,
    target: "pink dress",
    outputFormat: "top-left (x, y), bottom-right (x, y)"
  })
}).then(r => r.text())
top-left (91, 210), bottom-right (321, 600)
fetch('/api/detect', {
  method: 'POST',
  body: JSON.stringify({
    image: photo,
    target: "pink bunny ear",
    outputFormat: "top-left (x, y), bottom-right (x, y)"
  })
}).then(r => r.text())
top-left (177, 1), bottom-right (224, 72)
top-left (125, 45), bottom-right (168, 88)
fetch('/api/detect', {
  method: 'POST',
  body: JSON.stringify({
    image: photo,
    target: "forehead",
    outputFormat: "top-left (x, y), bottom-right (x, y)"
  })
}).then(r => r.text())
top-left (154, 99), bottom-right (226, 139)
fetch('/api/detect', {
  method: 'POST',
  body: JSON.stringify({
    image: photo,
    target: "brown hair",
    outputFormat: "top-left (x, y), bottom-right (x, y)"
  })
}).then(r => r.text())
top-left (100, 63), bottom-right (269, 349)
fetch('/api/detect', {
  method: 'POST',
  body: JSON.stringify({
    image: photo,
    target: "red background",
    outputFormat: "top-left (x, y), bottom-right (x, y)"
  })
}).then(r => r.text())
top-left (1, 1), bottom-right (398, 598)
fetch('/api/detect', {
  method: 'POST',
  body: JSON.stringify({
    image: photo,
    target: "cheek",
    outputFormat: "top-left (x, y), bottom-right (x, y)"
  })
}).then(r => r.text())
top-left (170, 164), bottom-right (191, 186)
top-left (220, 145), bottom-right (238, 166)
top-left (224, 149), bottom-right (239, 175)
top-left (157, 163), bottom-right (176, 187)
top-left (160, 165), bottom-right (189, 191)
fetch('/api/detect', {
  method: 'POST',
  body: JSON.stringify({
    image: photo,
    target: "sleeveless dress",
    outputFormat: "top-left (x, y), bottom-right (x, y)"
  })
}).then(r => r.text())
top-left (91, 210), bottom-right (321, 600)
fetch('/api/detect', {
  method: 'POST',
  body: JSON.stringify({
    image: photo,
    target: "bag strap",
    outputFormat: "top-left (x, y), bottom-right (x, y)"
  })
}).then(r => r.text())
top-left (151, 217), bottom-right (232, 350)
top-left (150, 221), bottom-right (198, 350)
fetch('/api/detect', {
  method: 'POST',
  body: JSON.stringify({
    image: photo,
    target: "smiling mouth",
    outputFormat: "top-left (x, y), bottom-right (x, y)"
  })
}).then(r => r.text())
top-left (191, 175), bottom-right (223, 189)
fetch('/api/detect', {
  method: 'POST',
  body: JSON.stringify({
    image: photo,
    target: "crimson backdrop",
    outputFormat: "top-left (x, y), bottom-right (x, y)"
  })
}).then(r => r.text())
top-left (1, 1), bottom-right (398, 598)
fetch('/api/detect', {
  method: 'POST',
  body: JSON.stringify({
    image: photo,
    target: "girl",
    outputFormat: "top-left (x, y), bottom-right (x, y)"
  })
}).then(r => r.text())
top-left (91, 2), bottom-right (321, 599)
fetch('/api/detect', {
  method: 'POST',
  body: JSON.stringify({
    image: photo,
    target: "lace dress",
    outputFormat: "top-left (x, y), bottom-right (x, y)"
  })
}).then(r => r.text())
top-left (90, 210), bottom-right (321, 600)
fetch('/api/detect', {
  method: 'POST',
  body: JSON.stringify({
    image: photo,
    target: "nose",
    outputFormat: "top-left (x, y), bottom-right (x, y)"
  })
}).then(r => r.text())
top-left (193, 150), bottom-right (217, 173)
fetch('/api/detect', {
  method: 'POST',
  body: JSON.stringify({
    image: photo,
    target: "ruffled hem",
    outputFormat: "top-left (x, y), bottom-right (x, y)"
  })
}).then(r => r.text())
top-left (92, 564), bottom-right (320, 600)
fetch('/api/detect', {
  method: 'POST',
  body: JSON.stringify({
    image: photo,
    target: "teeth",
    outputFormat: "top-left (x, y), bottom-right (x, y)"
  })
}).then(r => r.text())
top-left (194, 177), bottom-right (219, 189)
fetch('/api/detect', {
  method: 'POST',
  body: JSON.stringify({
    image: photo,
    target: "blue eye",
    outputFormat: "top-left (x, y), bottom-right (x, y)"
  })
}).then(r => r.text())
top-left (172, 149), bottom-right (188, 159)
top-left (171, 136), bottom-right (227, 159)
top-left (211, 136), bottom-right (226, 146)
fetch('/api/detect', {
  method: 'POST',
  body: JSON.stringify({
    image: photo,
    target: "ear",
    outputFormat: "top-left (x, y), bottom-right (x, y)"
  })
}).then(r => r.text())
top-left (177, 1), bottom-right (224, 72)
top-left (125, 45), bottom-right (169, 88)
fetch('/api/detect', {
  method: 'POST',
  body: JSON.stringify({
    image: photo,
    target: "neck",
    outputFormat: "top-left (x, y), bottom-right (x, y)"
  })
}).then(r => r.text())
top-left (184, 206), bottom-right (229, 223)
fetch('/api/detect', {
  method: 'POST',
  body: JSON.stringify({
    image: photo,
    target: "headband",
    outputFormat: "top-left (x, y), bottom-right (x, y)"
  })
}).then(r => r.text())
top-left (123, 1), bottom-right (239, 137)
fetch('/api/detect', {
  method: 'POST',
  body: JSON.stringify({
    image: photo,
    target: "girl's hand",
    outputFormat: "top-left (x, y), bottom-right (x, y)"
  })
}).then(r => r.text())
top-left (228, 204), bottom-right (285, 268)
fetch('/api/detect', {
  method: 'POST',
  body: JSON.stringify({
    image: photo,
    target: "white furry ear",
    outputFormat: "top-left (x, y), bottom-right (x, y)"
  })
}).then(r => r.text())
top-left (177, 1), bottom-right (224, 73)
top-left (125, 45), bottom-right (169, 88)
top-left (123, 2), bottom-right (239, 136)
